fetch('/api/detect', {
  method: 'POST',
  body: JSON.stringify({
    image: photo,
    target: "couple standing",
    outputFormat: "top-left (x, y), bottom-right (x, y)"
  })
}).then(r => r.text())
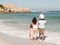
top-left (29, 11), bottom-right (47, 42)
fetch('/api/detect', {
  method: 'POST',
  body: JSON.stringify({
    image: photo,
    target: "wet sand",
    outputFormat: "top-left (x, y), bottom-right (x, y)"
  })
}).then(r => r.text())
top-left (0, 32), bottom-right (59, 45)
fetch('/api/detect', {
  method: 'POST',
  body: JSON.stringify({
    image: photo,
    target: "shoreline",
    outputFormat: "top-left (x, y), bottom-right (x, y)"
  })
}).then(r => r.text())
top-left (0, 39), bottom-right (14, 45)
top-left (0, 30), bottom-right (60, 45)
top-left (0, 32), bottom-right (59, 45)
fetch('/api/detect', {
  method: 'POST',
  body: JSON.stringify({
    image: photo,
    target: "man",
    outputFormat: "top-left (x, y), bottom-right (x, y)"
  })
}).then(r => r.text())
top-left (38, 11), bottom-right (47, 45)
top-left (38, 19), bottom-right (46, 39)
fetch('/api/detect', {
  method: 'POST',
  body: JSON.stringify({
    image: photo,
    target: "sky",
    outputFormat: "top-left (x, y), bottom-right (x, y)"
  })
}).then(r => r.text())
top-left (0, 0), bottom-right (60, 11)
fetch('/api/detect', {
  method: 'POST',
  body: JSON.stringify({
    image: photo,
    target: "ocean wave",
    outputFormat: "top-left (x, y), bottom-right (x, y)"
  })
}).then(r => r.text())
top-left (0, 19), bottom-right (29, 31)
top-left (0, 31), bottom-right (60, 45)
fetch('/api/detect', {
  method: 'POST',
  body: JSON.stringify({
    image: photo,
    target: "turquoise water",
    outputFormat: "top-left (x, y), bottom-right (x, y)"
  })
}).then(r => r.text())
top-left (0, 12), bottom-right (60, 32)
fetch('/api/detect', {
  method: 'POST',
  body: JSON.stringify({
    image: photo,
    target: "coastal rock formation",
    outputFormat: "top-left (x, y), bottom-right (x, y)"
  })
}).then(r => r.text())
top-left (23, 8), bottom-right (31, 12)
top-left (0, 8), bottom-right (4, 12)
top-left (0, 4), bottom-right (31, 13)
top-left (11, 8), bottom-right (31, 13)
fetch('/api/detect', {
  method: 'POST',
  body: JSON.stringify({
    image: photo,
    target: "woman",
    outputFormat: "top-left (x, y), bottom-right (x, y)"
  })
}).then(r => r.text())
top-left (29, 17), bottom-right (39, 45)
top-left (31, 17), bottom-right (38, 40)
top-left (29, 17), bottom-right (38, 40)
top-left (31, 17), bottom-right (39, 45)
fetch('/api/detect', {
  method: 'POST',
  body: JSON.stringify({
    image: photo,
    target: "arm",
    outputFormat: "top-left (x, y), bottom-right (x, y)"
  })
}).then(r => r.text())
top-left (29, 28), bottom-right (31, 38)
top-left (45, 20), bottom-right (47, 24)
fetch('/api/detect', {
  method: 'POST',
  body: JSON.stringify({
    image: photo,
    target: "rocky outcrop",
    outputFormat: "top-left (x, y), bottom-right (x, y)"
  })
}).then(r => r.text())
top-left (0, 4), bottom-right (31, 13)
top-left (11, 8), bottom-right (31, 13)
top-left (0, 8), bottom-right (4, 12)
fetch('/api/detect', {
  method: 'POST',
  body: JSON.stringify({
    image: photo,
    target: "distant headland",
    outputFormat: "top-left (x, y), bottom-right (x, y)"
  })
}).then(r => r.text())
top-left (0, 4), bottom-right (31, 13)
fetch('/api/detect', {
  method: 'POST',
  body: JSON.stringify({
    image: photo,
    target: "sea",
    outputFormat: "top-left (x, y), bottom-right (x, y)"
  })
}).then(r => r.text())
top-left (0, 11), bottom-right (60, 44)
top-left (0, 11), bottom-right (60, 32)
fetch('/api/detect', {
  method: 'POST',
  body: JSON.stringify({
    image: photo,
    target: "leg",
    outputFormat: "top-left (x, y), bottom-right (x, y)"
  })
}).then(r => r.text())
top-left (38, 29), bottom-right (41, 45)
top-left (39, 28), bottom-right (41, 38)
top-left (42, 33), bottom-right (44, 45)
top-left (33, 39), bottom-right (36, 45)
top-left (38, 32), bottom-right (41, 45)
top-left (39, 32), bottom-right (41, 38)
top-left (38, 40), bottom-right (40, 45)
top-left (41, 29), bottom-right (45, 45)
top-left (33, 33), bottom-right (36, 45)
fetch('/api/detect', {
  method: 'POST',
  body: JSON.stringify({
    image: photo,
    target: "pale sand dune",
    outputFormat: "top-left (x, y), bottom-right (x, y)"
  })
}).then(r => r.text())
top-left (0, 32), bottom-right (59, 45)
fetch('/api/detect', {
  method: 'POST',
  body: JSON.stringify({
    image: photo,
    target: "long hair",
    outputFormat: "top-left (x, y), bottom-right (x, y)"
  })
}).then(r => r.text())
top-left (32, 17), bottom-right (37, 25)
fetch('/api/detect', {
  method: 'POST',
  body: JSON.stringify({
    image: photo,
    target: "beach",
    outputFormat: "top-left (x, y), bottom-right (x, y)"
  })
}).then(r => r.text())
top-left (0, 31), bottom-right (60, 45)
top-left (0, 32), bottom-right (60, 45)
top-left (0, 12), bottom-right (60, 45)
top-left (0, 0), bottom-right (60, 45)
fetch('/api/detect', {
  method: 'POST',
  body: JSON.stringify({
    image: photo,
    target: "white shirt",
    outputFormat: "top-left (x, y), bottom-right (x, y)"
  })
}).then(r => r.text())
top-left (39, 13), bottom-right (44, 19)
top-left (33, 24), bottom-right (38, 29)
top-left (38, 20), bottom-right (46, 28)
top-left (33, 24), bottom-right (38, 31)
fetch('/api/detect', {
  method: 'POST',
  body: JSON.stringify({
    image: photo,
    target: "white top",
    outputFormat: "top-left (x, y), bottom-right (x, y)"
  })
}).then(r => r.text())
top-left (33, 24), bottom-right (38, 31)
top-left (38, 20), bottom-right (46, 28)
top-left (39, 13), bottom-right (44, 19)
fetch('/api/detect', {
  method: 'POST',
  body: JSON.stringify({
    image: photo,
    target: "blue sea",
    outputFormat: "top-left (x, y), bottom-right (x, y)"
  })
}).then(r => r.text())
top-left (0, 11), bottom-right (60, 32)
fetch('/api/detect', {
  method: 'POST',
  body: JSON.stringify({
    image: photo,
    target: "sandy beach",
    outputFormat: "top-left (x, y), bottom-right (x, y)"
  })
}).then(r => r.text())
top-left (0, 39), bottom-right (14, 45)
top-left (0, 0), bottom-right (60, 45)
top-left (0, 31), bottom-right (60, 45)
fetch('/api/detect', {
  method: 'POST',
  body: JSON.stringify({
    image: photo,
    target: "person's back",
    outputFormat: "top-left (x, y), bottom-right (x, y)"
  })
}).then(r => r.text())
top-left (38, 20), bottom-right (46, 29)
top-left (38, 20), bottom-right (46, 41)
top-left (32, 17), bottom-right (38, 31)
top-left (31, 17), bottom-right (39, 39)
top-left (32, 23), bottom-right (38, 31)
top-left (38, 10), bottom-right (47, 45)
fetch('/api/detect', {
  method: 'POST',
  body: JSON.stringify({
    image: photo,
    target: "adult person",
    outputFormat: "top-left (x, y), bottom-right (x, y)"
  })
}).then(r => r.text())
top-left (29, 17), bottom-right (38, 39)
top-left (29, 17), bottom-right (38, 45)
top-left (38, 11), bottom-right (47, 45)
top-left (31, 17), bottom-right (38, 40)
